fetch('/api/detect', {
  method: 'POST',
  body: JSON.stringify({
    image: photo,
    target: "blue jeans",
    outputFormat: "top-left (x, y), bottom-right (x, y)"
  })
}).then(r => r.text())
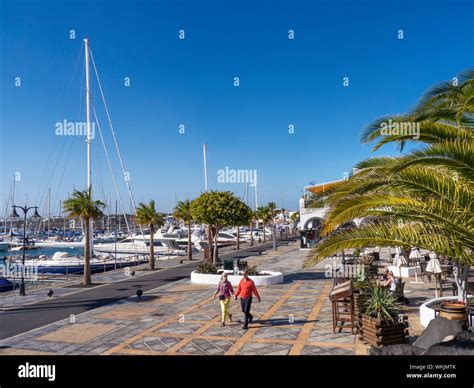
top-left (240, 297), bottom-right (253, 326)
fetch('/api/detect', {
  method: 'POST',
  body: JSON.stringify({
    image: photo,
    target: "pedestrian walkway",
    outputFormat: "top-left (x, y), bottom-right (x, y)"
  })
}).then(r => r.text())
top-left (0, 242), bottom-right (360, 355)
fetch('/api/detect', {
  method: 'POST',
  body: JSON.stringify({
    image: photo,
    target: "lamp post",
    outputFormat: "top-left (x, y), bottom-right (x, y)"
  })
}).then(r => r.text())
top-left (8, 205), bottom-right (41, 296)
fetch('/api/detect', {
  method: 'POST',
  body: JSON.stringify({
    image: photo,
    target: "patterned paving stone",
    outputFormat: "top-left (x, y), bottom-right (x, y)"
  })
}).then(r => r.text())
top-left (202, 324), bottom-right (244, 338)
top-left (309, 327), bottom-right (356, 344)
top-left (152, 321), bottom-right (203, 336)
top-left (237, 341), bottom-right (293, 355)
top-left (95, 305), bottom-right (157, 320)
top-left (128, 336), bottom-right (181, 352)
top-left (177, 338), bottom-right (235, 355)
top-left (252, 325), bottom-right (302, 340)
top-left (36, 323), bottom-right (117, 344)
top-left (301, 345), bottom-right (355, 355)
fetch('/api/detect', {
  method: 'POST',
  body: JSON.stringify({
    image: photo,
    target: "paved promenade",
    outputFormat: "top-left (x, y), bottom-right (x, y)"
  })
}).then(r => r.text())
top-left (0, 242), bottom-right (445, 355)
top-left (0, 242), bottom-right (358, 355)
top-left (0, 240), bottom-right (292, 340)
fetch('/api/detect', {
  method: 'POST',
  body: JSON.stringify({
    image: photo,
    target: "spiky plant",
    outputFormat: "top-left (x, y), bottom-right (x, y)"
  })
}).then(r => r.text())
top-left (363, 286), bottom-right (400, 324)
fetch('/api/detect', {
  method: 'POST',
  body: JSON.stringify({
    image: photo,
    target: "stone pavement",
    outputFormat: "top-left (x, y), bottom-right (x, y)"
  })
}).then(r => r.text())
top-left (0, 243), bottom-right (443, 356)
top-left (0, 242), bottom-right (358, 355)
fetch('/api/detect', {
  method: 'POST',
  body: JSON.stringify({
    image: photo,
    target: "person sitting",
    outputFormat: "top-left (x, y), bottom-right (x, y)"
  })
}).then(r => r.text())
top-left (382, 271), bottom-right (397, 292)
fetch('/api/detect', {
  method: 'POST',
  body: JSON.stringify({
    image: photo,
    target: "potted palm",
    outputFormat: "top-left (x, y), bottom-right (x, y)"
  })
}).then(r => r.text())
top-left (359, 286), bottom-right (408, 347)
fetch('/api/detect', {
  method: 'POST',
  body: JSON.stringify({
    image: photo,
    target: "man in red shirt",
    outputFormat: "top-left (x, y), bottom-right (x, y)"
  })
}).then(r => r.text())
top-left (234, 270), bottom-right (261, 330)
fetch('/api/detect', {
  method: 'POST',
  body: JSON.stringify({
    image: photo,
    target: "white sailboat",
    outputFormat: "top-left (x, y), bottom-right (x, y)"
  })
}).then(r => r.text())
top-left (94, 232), bottom-right (185, 256)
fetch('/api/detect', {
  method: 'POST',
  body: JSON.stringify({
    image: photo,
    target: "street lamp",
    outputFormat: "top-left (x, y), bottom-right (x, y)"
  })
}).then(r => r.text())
top-left (8, 205), bottom-right (41, 296)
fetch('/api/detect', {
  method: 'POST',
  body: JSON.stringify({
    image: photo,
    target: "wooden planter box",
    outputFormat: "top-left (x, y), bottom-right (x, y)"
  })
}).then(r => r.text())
top-left (358, 314), bottom-right (408, 347)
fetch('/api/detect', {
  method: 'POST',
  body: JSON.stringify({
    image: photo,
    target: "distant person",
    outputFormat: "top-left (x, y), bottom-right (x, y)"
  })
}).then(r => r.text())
top-left (213, 273), bottom-right (234, 326)
top-left (381, 271), bottom-right (397, 292)
top-left (235, 270), bottom-right (261, 330)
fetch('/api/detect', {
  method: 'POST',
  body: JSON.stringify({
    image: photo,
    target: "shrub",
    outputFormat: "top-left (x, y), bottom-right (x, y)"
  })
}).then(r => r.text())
top-left (245, 265), bottom-right (260, 276)
top-left (363, 286), bottom-right (400, 324)
top-left (196, 262), bottom-right (218, 274)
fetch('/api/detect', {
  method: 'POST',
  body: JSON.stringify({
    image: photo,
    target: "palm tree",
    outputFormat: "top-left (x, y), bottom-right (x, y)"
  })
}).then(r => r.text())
top-left (135, 200), bottom-right (164, 270)
top-left (173, 199), bottom-right (194, 261)
top-left (63, 190), bottom-right (105, 286)
top-left (256, 206), bottom-right (273, 243)
top-left (305, 69), bottom-right (474, 301)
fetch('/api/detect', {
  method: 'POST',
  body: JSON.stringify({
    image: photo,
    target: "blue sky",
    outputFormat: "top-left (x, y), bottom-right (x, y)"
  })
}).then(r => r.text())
top-left (1, 0), bottom-right (473, 215)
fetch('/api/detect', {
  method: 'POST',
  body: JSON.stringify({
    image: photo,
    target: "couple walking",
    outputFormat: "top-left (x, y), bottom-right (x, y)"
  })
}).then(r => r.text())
top-left (213, 271), bottom-right (261, 330)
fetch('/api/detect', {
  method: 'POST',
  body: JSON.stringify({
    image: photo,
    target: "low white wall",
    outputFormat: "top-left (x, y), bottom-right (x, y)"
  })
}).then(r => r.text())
top-left (190, 271), bottom-right (284, 286)
top-left (419, 296), bottom-right (458, 327)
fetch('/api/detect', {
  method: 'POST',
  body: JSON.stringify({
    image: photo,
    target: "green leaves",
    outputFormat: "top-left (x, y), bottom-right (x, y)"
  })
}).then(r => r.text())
top-left (173, 199), bottom-right (193, 222)
top-left (306, 70), bottom-right (474, 269)
top-left (190, 191), bottom-right (252, 227)
top-left (135, 200), bottom-right (165, 228)
top-left (363, 286), bottom-right (400, 324)
top-left (63, 190), bottom-right (105, 221)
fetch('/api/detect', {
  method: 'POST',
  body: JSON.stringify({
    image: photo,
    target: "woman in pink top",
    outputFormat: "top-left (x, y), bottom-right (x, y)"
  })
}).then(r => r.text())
top-left (213, 273), bottom-right (234, 326)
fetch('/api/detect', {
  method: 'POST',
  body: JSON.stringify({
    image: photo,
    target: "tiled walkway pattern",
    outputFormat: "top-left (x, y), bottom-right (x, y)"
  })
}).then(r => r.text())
top-left (1, 244), bottom-right (446, 355)
top-left (0, 244), bottom-right (357, 355)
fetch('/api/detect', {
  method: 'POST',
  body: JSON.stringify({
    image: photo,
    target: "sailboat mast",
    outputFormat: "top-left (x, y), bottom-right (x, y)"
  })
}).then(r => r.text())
top-left (84, 38), bottom-right (92, 195)
top-left (203, 144), bottom-right (208, 192)
top-left (84, 38), bottom-right (93, 254)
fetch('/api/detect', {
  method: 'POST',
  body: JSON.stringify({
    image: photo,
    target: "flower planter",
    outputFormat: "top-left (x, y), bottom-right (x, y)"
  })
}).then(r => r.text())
top-left (440, 302), bottom-right (468, 323)
top-left (419, 296), bottom-right (458, 327)
top-left (358, 314), bottom-right (408, 347)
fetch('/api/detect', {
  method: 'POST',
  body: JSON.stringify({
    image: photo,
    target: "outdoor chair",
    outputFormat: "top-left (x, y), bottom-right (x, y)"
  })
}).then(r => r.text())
top-left (418, 261), bottom-right (431, 283)
top-left (393, 281), bottom-right (407, 305)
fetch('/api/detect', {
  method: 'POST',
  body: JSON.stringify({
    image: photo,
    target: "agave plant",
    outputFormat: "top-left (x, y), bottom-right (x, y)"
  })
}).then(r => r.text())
top-left (305, 69), bottom-right (474, 302)
top-left (363, 286), bottom-right (400, 324)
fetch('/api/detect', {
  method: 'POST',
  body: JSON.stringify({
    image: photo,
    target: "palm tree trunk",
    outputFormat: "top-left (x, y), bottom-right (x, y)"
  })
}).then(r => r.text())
top-left (249, 222), bottom-right (254, 246)
top-left (263, 222), bottom-right (266, 243)
top-left (454, 262), bottom-right (469, 303)
top-left (213, 227), bottom-right (219, 265)
top-left (83, 218), bottom-right (92, 286)
top-left (149, 224), bottom-right (155, 270)
top-left (187, 221), bottom-right (192, 261)
top-left (236, 226), bottom-right (240, 250)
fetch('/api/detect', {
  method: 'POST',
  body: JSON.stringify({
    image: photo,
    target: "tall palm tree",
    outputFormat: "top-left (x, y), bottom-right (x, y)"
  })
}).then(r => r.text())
top-left (63, 190), bottom-right (105, 286)
top-left (305, 69), bottom-right (474, 301)
top-left (256, 206), bottom-right (273, 243)
top-left (135, 200), bottom-right (164, 270)
top-left (173, 199), bottom-right (194, 261)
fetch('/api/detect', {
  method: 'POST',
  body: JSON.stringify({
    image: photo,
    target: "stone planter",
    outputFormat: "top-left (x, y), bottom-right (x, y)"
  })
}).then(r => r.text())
top-left (190, 270), bottom-right (284, 286)
top-left (440, 302), bottom-right (468, 323)
top-left (358, 314), bottom-right (408, 347)
top-left (419, 296), bottom-right (459, 327)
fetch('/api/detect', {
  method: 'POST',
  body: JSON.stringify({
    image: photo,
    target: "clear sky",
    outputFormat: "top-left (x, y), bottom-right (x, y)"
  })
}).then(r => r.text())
top-left (1, 0), bottom-right (473, 215)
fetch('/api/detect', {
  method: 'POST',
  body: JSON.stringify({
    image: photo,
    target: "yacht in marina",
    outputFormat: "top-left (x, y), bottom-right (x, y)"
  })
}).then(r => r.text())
top-left (93, 232), bottom-right (186, 256)
top-left (8, 251), bottom-right (146, 275)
